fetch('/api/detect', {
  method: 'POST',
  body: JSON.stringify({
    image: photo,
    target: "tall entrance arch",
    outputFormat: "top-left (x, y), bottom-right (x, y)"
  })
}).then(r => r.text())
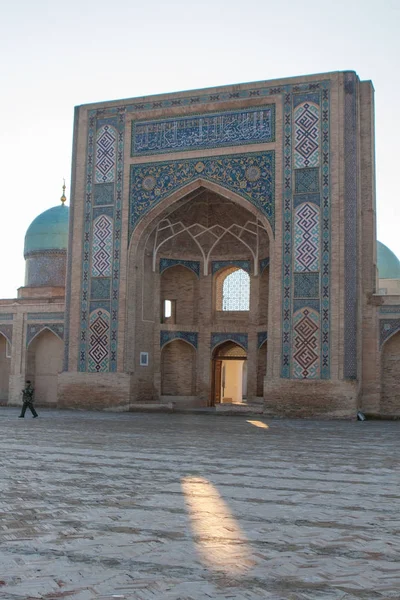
top-left (127, 183), bottom-right (273, 407)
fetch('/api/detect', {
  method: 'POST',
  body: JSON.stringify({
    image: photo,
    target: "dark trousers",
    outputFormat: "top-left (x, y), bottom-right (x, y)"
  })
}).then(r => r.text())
top-left (20, 402), bottom-right (38, 417)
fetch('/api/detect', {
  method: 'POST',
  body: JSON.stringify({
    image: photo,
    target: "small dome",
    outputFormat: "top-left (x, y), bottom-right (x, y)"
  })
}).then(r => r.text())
top-left (24, 205), bottom-right (69, 257)
top-left (377, 241), bottom-right (400, 279)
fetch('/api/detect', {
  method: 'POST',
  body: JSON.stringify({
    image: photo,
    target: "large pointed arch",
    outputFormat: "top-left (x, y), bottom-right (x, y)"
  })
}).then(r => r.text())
top-left (128, 178), bottom-right (275, 256)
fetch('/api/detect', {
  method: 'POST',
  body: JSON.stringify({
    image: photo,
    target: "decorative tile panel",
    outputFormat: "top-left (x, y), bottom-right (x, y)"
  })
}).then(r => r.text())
top-left (160, 330), bottom-right (198, 348)
top-left (379, 305), bottom-right (400, 314)
top-left (0, 314), bottom-right (13, 321)
top-left (27, 312), bottom-right (64, 321)
top-left (80, 112), bottom-right (125, 372)
top-left (294, 203), bottom-right (320, 272)
top-left (212, 260), bottom-right (251, 275)
top-left (292, 308), bottom-right (320, 379)
top-left (88, 309), bottom-right (110, 372)
top-left (257, 331), bottom-right (268, 348)
top-left (130, 152), bottom-right (275, 234)
top-left (343, 72), bottom-right (358, 379)
top-left (294, 273), bottom-right (319, 298)
top-left (295, 168), bottom-right (320, 194)
top-left (281, 84), bottom-right (330, 380)
top-left (159, 258), bottom-right (200, 277)
top-left (294, 102), bottom-right (320, 168)
top-left (380, 319), bottom-right (400, 347)
top-left (211, 332), bottom-right (248, 351)
top-left (95, 125), bottom-right (116, 183)
top-left (132, 105), bottom-right (275, 156)
top-left (259, 257), bottom-right (270, 274)
top-left (293, 299), bottom-right (320, 313)
top-left (27, 323), bottom-right (64, 346)
top-left (94, 183), bottom-right (114, 206)
top-left (91, 215), bottom-right (113, 277)
top-left (90, 278), bottom-right (111, 300)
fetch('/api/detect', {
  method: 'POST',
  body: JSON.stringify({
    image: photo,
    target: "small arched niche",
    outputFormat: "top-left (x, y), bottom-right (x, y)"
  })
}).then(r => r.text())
top-left (0, 334), bottom-right (11, 402)
top-left (161, 339), bottom-right (196, 397)
top-left (381, 331), bottom-right (400, 417)
top-left (26, 328), bottom-right (63, 405)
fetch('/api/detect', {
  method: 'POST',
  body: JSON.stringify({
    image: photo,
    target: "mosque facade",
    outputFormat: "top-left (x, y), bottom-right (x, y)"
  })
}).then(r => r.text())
top-left (2, 70), bottom-right (400, 418)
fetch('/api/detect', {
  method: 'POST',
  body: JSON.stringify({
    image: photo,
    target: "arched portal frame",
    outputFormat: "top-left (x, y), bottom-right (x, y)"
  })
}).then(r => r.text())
top-left (211, 341), bottom-right (247, 406)
top-left (125, 179), bottom-right (274, 391)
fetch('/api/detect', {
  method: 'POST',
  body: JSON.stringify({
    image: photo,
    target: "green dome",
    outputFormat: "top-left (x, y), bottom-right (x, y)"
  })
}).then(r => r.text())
top-left (377, 241), bottom-right (400, 279)
top-left (24, 204), bottom-right (69, 256)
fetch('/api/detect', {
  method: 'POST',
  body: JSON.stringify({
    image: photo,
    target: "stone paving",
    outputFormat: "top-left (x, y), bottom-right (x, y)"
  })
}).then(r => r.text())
top-left (0, 409), bottom-right (399, 600)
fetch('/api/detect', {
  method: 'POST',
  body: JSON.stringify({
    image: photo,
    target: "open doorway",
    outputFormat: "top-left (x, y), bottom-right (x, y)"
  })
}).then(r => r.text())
top-left (212, 341), bottom-right (247, 406)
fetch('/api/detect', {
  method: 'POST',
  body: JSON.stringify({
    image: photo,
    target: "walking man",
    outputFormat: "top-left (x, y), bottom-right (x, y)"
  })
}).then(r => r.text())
top-left (19, 381), bottom-right (38, 418)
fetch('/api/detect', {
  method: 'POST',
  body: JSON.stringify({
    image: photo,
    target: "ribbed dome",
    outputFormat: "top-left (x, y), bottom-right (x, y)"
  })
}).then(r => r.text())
top-left (24, 205), bottom-right (69, 257)
top-left (377, 241), bottom-right (400, 279)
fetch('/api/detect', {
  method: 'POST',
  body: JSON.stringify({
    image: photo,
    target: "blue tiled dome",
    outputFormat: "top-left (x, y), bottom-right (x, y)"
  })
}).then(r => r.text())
top-left (24, 205), bottom-right (69, 257)
top-left (377, 241), bottom-right (400, 280)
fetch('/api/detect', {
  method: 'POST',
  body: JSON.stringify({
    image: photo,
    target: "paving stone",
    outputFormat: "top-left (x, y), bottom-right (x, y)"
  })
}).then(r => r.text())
top-left (0, 410), bottom-right (399, 599)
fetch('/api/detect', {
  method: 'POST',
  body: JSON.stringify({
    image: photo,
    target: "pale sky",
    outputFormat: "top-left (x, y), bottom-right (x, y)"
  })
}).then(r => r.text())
top-left (0, 0), bottom-right (399, 298)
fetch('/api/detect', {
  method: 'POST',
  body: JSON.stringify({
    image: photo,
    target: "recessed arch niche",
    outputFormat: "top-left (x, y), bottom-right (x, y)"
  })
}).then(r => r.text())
top-left (26, 328), bottom-right (63, 405)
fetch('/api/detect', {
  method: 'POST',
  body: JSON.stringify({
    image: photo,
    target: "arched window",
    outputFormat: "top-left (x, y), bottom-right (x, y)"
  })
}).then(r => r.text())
top-left (221, 268), bottom-right (250, 311)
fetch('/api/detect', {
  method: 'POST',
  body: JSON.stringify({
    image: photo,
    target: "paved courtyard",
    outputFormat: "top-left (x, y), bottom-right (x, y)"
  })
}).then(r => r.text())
top-left (0, 409), bottom-right (399, 600)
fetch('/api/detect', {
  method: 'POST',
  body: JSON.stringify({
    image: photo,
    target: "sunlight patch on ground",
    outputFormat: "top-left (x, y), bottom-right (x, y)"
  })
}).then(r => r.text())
top-left (181, 476), bottom-right (254, 575)
top-left (246, 420), bottom-right (269, 429)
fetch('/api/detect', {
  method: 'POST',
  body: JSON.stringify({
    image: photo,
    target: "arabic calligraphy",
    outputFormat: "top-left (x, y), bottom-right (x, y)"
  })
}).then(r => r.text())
top-left (131, 106), bottom-right (275, 155)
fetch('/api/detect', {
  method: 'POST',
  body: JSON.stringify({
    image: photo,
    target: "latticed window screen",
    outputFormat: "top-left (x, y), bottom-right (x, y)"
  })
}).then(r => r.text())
top-left (222, 269), bottom-right (250, 311)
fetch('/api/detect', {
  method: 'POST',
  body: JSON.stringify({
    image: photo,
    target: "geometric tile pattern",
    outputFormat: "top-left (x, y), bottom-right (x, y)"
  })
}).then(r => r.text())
top-left (211, 332), bottom-right (248, 351)
top-left (294, 167), bottom-right (320, 194)
top-left (91, 215), bottom-right (113, 277)
top-left (380, 318), bottom-right (400, 347)
top-left (292, 308), bottom-right (320, 379)
top-left (320, 87), bottom-right (331, 378)
top-left (281, 84), bottom-right (330, 380)
top-left (26, 323), bottom-right (64, 347)
top-left (294, 202), bottom-right (320, 271)
top-left (88, 309), bottom-right (110, 372)
top-left (159, 258), bottom-right (200, 278)
top-left (294, 102), bottom-right (320, 168)
top-left (79, 113), bottom-right (125, 372)
top-left (294, 273), bottom-right (319, 298)
top-left (160, 330), bottom-right (198, 349)
top-left (132, 105), bottom-right (275, 156)
top-left (130, 151), bottom-right (275, 234)
top-left (95, 125), bottom-right (116, 183)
